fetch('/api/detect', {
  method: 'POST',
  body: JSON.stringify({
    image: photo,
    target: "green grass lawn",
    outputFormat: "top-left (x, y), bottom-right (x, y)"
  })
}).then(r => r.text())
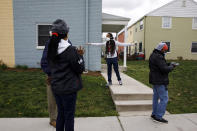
top-left (124, 60), bottom-right (197, 114)
top-left (0, 69), bottom-right (117, 117)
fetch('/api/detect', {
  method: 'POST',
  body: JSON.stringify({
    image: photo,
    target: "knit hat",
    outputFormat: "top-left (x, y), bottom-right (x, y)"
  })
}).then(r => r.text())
top-left (51, 19), bottom-right (69, 35)
top-left (156, 42), bottom-right (168, 51)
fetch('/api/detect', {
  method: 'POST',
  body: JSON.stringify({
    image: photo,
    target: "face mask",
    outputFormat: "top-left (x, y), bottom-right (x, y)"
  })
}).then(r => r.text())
top-left (49, 31), bottom-right (52, 36)
top-left (106, 37), bottom-right (110, 41)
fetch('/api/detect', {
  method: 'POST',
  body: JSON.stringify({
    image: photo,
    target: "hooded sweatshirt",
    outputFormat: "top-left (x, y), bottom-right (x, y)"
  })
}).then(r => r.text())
top-left (58, 39), bottom-right (71, 54)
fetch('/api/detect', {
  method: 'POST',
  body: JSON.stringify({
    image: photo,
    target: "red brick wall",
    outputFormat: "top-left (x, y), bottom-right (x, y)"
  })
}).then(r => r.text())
top-left (117, 32), bottom-right (124, 53)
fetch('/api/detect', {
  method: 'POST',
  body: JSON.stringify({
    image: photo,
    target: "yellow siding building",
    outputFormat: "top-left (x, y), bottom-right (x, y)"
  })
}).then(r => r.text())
top-left (127, 0), bottom-right (197, 60)
top-left (0, 0), bottom-right (15, 67)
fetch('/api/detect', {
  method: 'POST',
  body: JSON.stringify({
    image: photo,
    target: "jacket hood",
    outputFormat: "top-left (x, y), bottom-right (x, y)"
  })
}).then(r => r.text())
top-left (58, 39), bottom-right (71, 54)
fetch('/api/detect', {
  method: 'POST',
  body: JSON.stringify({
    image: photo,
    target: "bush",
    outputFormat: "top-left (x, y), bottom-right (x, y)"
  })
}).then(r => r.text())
top-left (0, 60), bottom-right (8, 70)
top-left (177, 56), bottom-right (183, 61)
top-left (15, 65), bottom-right (28, 70)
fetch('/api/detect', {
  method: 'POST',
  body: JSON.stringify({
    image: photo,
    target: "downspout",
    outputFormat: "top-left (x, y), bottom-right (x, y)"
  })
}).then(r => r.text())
top-left (85, 0), bottom-right (89, 70)
top-left (123, 25), bottom-right (127, 67)
top-left (143, 16), bottom-right (146, 60)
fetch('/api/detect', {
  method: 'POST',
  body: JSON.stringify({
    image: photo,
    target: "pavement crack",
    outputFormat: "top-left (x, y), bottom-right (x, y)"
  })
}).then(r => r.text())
top-left (117, 116), bottom-right (125, 131)
top-left (182, 115), bottom-right (197, 126)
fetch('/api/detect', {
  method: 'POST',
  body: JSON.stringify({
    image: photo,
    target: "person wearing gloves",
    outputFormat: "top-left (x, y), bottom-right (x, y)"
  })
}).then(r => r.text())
top-left (149, 42), bottom-right (177, 124)
top-left (47, 19), bottom-right (85, 131)
top-left (87, 33), bottom-right (132, 87)
top-left (41, 34), bottom-right (72, 127)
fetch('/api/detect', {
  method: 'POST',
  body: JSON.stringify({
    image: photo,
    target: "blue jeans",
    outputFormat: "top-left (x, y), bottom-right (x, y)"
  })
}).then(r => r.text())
top-left (54, 93), bottom-right (77, 131)
top-left (106, 57), bottom-right (121, 83)
top-left (152, 85), bottom-right (168, 119)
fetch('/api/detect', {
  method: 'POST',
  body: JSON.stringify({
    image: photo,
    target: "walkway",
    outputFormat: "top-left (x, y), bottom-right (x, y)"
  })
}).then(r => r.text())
top-left (101, 70), bottom-right (154, 116)
top-left (0, 114), bottom-right (197, 131)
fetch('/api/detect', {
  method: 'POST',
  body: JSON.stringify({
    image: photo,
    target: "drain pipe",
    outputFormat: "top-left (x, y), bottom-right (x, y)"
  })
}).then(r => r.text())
top-left (85, 0), bottom-right (89, 71)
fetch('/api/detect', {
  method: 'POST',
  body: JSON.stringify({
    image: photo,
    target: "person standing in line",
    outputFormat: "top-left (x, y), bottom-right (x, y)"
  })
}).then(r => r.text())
top-left (149, 42), bottom-right (177, 123)
top-left (47, 19), bottom-right (84, 131)
top-left (87, 33), bottom-right (131, 87)
top-left (41, 35), bottom-right (72, 127)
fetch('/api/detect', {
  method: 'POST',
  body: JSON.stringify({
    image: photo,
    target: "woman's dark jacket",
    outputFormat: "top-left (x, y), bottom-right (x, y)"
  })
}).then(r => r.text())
top-left (41, 39), bottom-right (72, 76)
top-left (149, 49), bottom-right (173, 85)
top-left (48, 46), bottom-right (85, 94)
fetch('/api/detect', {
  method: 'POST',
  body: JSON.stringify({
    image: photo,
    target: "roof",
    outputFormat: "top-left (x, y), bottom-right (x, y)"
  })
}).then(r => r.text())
top-left (102, 13), bottom-right (130, 32)
top-left (128, 0), bottom-right (197, 29)
top-left (102, 13), bottom-right (130, 21)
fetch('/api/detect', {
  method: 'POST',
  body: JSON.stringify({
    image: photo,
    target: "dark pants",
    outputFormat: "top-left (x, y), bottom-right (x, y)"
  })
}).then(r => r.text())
top-left (54, 92), bottom-right (77, 131)
top-left (106, 57), bottom-right (121, 83)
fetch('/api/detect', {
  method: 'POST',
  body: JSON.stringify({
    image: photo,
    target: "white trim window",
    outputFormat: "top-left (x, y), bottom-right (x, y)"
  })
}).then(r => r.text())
top-left (140, 20), bottom-right (143, 30)
top-left (162, 16), bottom-right (172, 29)
top-left (36, 24), bottom-right (52, 49)
top-left (162, 41), bottom-right (171, 52)
top-left (192, 17), bottom-right (197, 29)
top-left (191, 42), bottom-right (197, 53)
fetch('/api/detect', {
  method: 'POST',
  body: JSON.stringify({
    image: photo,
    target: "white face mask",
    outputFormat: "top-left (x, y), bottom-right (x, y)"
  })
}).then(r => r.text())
top-left (106, 37), bottom-right (110, 41)
top-left (49, 31), bottom-right (52, 36)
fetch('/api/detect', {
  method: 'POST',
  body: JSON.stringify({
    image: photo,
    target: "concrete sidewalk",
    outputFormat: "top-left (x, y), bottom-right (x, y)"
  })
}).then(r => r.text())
top-left (0, 114), bottom-right (197, 131)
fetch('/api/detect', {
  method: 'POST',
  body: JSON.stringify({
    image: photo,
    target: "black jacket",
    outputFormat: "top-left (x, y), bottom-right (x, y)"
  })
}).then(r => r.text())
top-left (149, 49), bottom-right (174, 85)
top-left (49, 46), bottom-right (85, 94)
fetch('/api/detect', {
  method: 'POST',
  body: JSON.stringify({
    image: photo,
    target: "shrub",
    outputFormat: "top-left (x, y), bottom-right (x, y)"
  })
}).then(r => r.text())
top-left (0, 60), bottom-right (8, 70)
top-left (177, 56), bottom-right (183, 61)
top-left (15, 65), bottom-right (28, 70)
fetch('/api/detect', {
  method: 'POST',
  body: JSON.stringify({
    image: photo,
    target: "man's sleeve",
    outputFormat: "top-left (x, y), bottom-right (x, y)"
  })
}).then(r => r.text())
top-left (155, 56), bottom-right (174, 74)
top-left (40, 41), bottom-right (51, 76)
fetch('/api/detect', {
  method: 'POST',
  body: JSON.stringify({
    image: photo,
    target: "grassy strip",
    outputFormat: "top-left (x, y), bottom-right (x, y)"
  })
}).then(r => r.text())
top-left (0, 69), bottom-right (117, 117)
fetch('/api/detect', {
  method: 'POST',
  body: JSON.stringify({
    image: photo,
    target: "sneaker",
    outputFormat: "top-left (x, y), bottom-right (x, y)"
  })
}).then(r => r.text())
top-left (152, 117), bottom-right (168, 124)
top-left (151, 114), bottom-right (156, 119)
top-left (106, 82), bottom-right (112, 87)
top-left (119, 80), bottom-right (123, 85)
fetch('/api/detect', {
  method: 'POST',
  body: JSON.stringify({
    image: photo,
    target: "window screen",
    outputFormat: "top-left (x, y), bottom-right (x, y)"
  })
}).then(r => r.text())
top-left (38, 25), bottom-right (52, 47)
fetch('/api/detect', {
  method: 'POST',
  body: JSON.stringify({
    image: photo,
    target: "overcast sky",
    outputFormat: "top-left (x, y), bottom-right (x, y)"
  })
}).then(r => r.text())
top-left (102, 0), bottom-right (197, 26)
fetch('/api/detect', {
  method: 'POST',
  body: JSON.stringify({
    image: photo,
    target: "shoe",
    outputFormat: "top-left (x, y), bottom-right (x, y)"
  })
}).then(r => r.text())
top-left (119, 80), bottom-right (123, 85)
top-left (50, 121), bottom-right (56, 128)
top-left (152, 117), bottom-right (168, 124)
top-left (151, 114), bottom-right (156, 119)
top-left (106, 82), bottom-right (112, 87)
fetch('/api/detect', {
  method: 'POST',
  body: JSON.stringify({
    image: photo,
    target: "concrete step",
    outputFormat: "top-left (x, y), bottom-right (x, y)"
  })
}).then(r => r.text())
top-left (115, 100), bottom-right (152, 112)
top-left (112, 93), bottom-right (152, 101)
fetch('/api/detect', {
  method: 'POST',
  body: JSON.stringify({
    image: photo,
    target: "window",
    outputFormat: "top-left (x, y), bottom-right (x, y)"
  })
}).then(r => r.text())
top-left (191, 42), bottom-right (197, 53)
top-left (192, 17), bottom-right (197, 29)
top-left (162, 41), bottom-right (171, 52)
top-left (135, 28), bottom-right (137, 32)
top-left (162, 17), bottom-right (172, 28)
top-left (182, 0), bottom-right (186, 7)
top-left (130, 30), bottom-right (132, 35)
top-left (139, 42), bottom-right (142, 52)
top-left (37, 24), bottom-right (52, 48)
top-left (140, 20), bottom-right (143, 30)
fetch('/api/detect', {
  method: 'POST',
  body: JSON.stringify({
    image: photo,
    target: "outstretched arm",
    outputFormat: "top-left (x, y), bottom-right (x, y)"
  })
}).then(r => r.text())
top-left (87, 42), bottom-right (106, 46)
top-left (115, 41), bottom-right (133, 46)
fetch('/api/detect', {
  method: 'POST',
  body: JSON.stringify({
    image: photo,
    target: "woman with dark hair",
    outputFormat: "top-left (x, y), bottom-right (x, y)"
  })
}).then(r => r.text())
top-left (88, 33), bottom-right (131, 86)
top-left (47, 19), bottom-right (84, 131)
